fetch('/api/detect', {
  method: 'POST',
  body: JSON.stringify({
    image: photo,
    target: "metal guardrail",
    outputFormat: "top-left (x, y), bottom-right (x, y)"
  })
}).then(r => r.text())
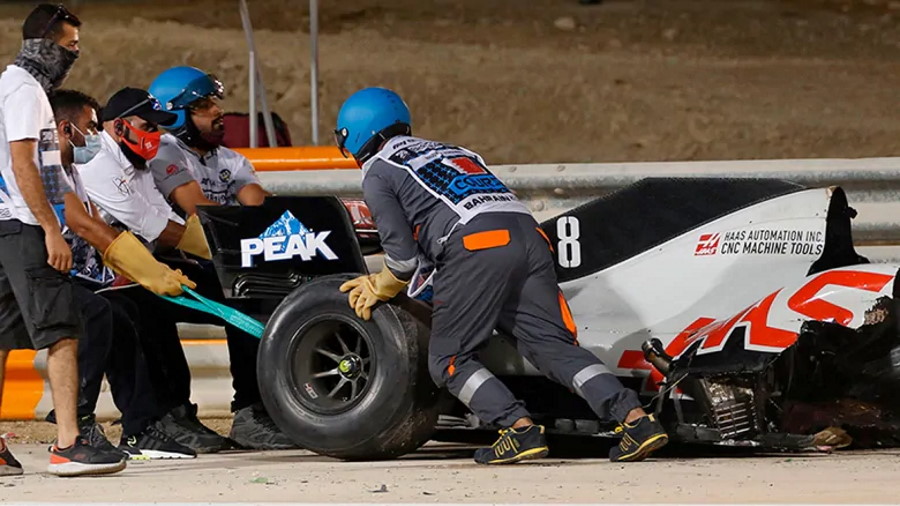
top-left (258, 157), bottom-right (900, 245)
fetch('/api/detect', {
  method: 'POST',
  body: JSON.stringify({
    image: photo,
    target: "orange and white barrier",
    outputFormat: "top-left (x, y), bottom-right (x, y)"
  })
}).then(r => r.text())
top-left (234, 146), bottom-right (357, 171)
top-left (0, 350), bottom-right (42, 420)
top-left (1, 326), bottom-right (234, 421)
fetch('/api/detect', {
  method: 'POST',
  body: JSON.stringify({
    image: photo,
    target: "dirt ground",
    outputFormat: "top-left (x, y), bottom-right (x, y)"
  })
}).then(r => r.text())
top-left (1, 0), bottom-right (898, 165)
top-left (4, 435), bottom-right (900, 503)
top-left (3, 420), bottom-right (900, 503)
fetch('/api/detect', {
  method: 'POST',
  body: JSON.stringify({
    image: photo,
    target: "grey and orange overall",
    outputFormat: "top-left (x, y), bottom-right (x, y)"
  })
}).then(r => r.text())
top-left (362, 135), bottom-right (641, 428)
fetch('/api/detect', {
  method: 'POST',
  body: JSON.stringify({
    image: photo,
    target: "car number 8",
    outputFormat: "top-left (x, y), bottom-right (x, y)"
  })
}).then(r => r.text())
top-left (557, 217), bottom-right (581, 268)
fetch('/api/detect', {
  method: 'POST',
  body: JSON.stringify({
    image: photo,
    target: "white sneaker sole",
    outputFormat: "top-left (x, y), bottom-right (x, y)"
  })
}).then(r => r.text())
top-left (0, 464), bottom-right (24, 476)
top-left (138, 449), bottom-right (196, 460)
top-left (47, 459), bottom-right (126, 477)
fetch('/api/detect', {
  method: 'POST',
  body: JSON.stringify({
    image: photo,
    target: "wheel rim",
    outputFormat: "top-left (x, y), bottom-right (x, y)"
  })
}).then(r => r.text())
top-left (287, 314), bottom-right (374, 414)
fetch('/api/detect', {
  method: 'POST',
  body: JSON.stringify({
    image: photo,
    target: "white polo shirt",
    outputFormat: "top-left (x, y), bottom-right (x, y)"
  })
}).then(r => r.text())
top-left (77, 130), bottom-right (184, 242)
top-left (149, 133), bottom-right (261, 205)
top-left (0, 65), bottom-right (70, 225)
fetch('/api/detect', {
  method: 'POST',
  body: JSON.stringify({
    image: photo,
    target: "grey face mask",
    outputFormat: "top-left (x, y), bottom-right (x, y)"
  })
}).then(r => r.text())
top-left (70, 124), bottom-right (101, 164)
top-left (14, 38), bottom-right (79, 93)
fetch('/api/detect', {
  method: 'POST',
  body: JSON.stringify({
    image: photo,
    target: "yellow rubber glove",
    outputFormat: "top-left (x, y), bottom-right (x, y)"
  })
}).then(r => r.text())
top-left (102, 231), bottom-right (197, 296)
top-left (176, 214), bottom-right (212, 260)
top-left (339, 264), bottom-right (409, 320)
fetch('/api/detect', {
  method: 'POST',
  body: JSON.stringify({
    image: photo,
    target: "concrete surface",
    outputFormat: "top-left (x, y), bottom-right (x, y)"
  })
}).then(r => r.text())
top-left (2, 442), bottom-right (900, 503)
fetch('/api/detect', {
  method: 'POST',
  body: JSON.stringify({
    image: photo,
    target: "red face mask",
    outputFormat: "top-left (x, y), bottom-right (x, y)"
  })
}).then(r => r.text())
top-left (119, 120), bottom-right (161, 160)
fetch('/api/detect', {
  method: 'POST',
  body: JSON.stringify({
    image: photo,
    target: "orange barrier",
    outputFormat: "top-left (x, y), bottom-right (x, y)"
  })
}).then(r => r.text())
top-left (234, 146), bottom-right (358, 172)
top-left (0, 350), bottom-right (42, 420)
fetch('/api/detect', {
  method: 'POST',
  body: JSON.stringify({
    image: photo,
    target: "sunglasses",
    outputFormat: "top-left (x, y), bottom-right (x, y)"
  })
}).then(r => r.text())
top-left (116, 96), bottom-right (163, 119)
top-left (39, 4), bottom-right (80, 39)
top-left (166, 74), bottom-right (225, 111)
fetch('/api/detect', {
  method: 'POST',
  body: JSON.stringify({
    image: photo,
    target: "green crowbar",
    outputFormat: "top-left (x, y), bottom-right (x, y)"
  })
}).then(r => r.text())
top-left (158, 285), bottom-right (265, 338)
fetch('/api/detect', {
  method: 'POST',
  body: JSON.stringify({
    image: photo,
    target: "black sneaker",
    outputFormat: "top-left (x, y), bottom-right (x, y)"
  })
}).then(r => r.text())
top-left (119, 422), bottom-right (197, 460)
top-left (473, 425), bottom-right (549, 465)
top-left (48, 438), bottom-right (126, 477)
top-left (229, 403), bottom-right (297, 450)
top-left (157, 404), bottom-right (230, 454)
top-left (608, 414), bottom-right (669, 462)
top-left (116, 443), bottom-right (149, 462)
top-left (0, 441), bottom-right (23, 476)
top-left (78, 415), bottom-right (126, 459)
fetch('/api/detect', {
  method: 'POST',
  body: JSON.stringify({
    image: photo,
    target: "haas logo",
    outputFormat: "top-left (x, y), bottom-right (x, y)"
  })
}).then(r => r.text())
top-left (695, 233), bottom-right (720, 256)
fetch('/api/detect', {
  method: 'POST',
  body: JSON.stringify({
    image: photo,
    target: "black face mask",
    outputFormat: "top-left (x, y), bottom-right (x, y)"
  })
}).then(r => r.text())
top-left (119, 141), bottom-right (147, 171)
top-left (14, 39), bottom-right (79, 93)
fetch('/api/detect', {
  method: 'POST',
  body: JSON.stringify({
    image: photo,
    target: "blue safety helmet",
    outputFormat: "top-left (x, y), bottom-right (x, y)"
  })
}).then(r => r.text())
top-left (334, 87), bottom-right (411, 163)
top-left (149, 66), bottom-right (224, 130)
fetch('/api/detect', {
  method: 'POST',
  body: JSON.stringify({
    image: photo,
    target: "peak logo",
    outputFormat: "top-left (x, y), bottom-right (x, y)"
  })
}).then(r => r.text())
top-left (694, 233), bottom-right (720, 256)
top-left (240, 211), bottom-right (338, 267)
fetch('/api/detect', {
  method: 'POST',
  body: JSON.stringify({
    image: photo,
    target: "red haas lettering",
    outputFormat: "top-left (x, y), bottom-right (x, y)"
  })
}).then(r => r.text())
top-left (617, 268), bottom-right (895, 392)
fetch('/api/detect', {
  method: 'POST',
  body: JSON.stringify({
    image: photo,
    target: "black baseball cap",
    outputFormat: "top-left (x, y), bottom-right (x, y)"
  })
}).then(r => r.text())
top-left (100, 87), bottom-right (177, 126)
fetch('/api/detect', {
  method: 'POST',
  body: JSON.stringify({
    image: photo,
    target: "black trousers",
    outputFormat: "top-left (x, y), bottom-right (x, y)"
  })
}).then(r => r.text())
top-left (100, 288), bottom-right (169, 437)
top-left (47, 283), bottom-right (162, 438)
top-left (103, 287), bottom-right (193, 416)
top-left (149, 257), bottom-right (262, 412)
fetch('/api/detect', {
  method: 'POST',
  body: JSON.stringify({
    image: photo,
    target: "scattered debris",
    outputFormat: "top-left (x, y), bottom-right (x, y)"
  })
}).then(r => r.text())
top-left (813, 426), bottom-right (853, 449)
top-left (371, 484), bottom-right (389, 493)
top-left (554, 17), bottom-right (577, 31)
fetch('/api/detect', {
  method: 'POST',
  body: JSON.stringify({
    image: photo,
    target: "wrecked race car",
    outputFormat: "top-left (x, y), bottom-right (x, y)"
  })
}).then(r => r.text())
top-left (198, 178), bottom-right (900, 459)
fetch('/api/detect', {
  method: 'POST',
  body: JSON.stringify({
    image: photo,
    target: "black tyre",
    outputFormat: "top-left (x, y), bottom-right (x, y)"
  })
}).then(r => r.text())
top-left (257, 274), bottom-right (440, 460)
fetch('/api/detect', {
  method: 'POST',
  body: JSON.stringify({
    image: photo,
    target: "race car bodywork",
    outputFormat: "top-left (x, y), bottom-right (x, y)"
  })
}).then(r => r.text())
top-left (198, 178), bottom-right (900, 459)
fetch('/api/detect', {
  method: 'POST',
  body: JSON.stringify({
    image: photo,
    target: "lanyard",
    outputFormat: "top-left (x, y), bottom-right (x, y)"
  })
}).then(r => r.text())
top-left (159, 286), bottom-right (265, 338)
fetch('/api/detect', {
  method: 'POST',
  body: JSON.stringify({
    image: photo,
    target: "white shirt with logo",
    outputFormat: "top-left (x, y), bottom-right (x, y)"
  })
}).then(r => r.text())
top-left (77, 130), bottom-right (184, 242)
top-left (0, 65), bottom-right (70, 225)
top-left (149, 133), bottom-right (261, 206)
top-left (66, 164), bottom-right (116, 286)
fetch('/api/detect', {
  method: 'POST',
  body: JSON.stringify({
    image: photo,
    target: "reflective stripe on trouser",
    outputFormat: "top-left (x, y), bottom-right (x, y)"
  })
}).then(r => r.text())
top-left (571, 363), bottom-right (641, 423)
top-left (448, 365), bottom-right (529, 428)
top-left (429, 213), bottom-right (641, 427)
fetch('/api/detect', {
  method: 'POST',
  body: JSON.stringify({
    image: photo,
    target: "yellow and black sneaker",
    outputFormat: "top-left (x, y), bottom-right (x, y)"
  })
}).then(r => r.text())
top-left (608, 414), bottom-right (668, 462)
top-left (474, 425), bottom-right (549, 465)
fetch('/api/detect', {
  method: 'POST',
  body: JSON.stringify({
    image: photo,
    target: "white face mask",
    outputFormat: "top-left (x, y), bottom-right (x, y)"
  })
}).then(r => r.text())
top-left (70, 123), bottom-right (101, 164)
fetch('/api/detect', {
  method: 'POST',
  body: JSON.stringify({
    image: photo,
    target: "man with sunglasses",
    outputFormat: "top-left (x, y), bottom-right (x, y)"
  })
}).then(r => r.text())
top-left (45, 88), bottom-right (198, 461)
top-left (0, 3), bottom-right (121, 477)
top-left (76, 87), bottom-right (232, 454)
top-left (78, 88), bottom-right (211, 262)
top-left (143, 67), bottom-right (295, 452)
top-left (149, 66), bottom-right (267, 214)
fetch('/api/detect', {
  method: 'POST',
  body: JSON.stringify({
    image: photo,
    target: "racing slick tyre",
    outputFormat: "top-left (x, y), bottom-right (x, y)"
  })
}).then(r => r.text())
top-left (257, 274), bottom-right (440, 460)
